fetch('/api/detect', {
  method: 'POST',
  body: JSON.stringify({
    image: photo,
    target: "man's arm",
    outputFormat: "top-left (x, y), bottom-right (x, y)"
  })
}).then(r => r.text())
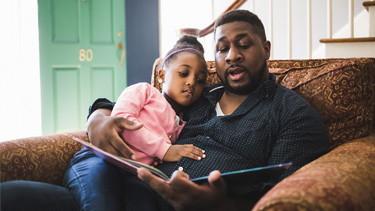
top-left (268, 97), bottom-right (329, 179)
top-left (86, 99), bottom-right (143, 158)
top-left (137, 168), bottom-right (257, 211)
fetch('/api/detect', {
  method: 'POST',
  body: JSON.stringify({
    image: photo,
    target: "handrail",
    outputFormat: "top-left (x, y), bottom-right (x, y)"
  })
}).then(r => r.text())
top-left (320, 37), bottom-right (375, 43)
top-left (179, 0), bottom-right (247, 37)
top-left (363, 1), bottom-right (375, 9)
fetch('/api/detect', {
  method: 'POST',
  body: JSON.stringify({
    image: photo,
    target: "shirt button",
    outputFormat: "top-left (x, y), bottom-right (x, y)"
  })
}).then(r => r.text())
top-left (178, 166), bottom-right (183, 171)
top-left (168, 134), bottom-right (172, 139)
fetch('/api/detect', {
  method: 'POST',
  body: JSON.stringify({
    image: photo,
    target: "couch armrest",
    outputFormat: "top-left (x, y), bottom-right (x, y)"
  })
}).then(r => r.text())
top-left (0, 131), bottom-right (87, 186)
top-left (253, 134), bottom-right (375, 211)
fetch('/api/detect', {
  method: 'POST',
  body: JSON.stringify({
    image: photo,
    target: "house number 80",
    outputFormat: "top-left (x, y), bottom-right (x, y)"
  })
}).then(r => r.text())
top-left (79, 49), bottom-right (93, 62)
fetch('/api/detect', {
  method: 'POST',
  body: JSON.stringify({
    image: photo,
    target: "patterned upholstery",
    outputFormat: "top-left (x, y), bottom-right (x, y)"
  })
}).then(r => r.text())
top-left (1, 58), bottom-right (375, 210)
top-left (253, 133), bottom-right (375, 211)
top-left (0, 131), bottom-right (87, 185)
top-left (268, 58), bottom-right (375, 149)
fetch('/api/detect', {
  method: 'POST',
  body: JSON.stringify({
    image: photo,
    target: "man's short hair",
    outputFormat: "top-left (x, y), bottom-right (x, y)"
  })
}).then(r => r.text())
top-left (214, 10), bottom-right (267, 42)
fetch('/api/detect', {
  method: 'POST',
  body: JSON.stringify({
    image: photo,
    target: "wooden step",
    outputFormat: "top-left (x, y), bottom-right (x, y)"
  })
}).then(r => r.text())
top-left (320, 37), bottom-right (375, 43)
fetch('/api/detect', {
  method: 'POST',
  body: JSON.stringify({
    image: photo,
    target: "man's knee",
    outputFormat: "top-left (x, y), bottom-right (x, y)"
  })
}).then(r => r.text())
top-left (1, 180), bottom-right (79, 211)
top-left (63, 149), bottom-right (125, 211)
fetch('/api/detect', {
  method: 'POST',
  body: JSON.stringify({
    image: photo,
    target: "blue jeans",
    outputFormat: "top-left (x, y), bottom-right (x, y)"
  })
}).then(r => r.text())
top-left (62, 148), bottom-right (163, 211)
top-left (0, 180), bottom-right (79, 211)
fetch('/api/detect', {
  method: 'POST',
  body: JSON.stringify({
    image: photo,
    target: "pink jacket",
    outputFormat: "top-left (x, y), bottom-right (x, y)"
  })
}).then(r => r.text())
top-left (111, 83), bottom-right (186, 165)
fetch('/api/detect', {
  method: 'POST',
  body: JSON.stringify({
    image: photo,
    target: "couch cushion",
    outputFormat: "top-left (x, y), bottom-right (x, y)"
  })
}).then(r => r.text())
top-left (0, 131), bottom-right (87, 185)
top-left (253, 134), bottom-right (375, 210)
top-left (268, 58), bottom-right (375, 149)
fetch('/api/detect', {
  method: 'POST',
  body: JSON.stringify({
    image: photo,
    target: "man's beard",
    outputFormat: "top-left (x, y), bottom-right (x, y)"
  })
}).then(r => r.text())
top-left (217, 60), bottom-right (268, 95)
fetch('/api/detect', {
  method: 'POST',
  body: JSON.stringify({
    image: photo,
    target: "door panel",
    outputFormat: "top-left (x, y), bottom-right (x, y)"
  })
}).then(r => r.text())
top-left (54, 67), bottom-right (81, 132)
top-left (39, 0), bottom-right (126, 134)
top-left (91, 67), bottom-right (115, 100)
top-left (90, 0), bottom-right (114, 44)
top-left (51, 0), bottom-right (79, 43)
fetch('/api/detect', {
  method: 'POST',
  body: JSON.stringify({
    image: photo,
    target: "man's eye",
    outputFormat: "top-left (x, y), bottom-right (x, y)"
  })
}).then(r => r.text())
top-left (197, 77), bottom-right (206, 84)
top-left (218, 46), bottom-right (228, 52)
top-left (239, 44), bottom-right (250, 49)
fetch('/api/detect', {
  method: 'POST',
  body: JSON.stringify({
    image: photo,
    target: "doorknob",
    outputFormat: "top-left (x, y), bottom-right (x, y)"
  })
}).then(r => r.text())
top-left (118, 42), bottom-right (125, 67)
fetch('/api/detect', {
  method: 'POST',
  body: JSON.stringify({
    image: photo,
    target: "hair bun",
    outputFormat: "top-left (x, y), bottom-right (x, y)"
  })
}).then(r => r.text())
top-left (174, 35), bottom-right (204, 54)
top-left (162, 35), bottom-right (206, 67)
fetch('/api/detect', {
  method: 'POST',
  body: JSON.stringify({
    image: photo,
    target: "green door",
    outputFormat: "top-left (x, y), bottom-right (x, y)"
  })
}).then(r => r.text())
top-left (38, 0), bottom-right (126, 134)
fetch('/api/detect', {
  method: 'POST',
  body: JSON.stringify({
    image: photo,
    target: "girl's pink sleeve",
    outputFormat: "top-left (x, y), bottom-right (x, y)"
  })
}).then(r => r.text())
top-left (111, 83), bottom-right (171, 160)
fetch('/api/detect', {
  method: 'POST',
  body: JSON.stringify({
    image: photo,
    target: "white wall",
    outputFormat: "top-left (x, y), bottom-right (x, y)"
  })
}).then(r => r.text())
top-left (0, 0), bottom-right (42, 141)
top-left (159, 0), bottom-right (215, 60)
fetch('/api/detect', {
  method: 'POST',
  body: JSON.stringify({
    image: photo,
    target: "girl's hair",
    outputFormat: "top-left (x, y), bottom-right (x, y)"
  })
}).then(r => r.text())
top-left (162, 35), bottom-right (206, 69)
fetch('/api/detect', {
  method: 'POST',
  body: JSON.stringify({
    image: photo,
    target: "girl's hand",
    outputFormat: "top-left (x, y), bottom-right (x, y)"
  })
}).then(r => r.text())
top-left (162, 144), bottom-right (206, 162)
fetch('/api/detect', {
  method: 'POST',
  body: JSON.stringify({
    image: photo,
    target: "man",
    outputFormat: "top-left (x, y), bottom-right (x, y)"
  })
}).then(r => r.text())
top-left (1, 10), bottom-right (328, 211)
top-left (84, 10), bottom-right (329, 210)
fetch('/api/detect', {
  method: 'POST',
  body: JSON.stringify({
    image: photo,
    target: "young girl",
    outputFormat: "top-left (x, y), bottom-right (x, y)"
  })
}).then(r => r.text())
top-left (62, 36), bottom-right (209, 211)
top-left (111, 35), bottom-right (208, 164)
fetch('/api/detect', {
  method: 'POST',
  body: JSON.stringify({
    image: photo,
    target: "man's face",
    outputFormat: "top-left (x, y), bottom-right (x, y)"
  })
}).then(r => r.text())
top-left (214, 21), bottom-right (270, 95)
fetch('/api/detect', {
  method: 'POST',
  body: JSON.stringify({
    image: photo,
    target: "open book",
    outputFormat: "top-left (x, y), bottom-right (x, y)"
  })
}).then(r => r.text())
top-left (73, 137), bottom-right (292, 185)
top-left (73, 137), bottom-right (170, 180)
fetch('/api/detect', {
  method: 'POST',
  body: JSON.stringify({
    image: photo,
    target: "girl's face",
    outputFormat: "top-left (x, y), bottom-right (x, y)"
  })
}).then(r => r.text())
top-left (159, 52), bottom-right (207, 112)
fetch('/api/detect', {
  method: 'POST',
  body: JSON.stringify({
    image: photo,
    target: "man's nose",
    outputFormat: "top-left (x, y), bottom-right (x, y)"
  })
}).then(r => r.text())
top-left (225, 47), bottom-right (243, 63)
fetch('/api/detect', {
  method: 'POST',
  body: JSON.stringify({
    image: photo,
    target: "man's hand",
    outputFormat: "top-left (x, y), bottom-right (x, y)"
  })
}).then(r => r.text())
top-left (163, 145), bottom-right (206, 162)
top-left (87, 108), bottom-right (143, 158)
top-left (137, 168), bottom-right (238, 211)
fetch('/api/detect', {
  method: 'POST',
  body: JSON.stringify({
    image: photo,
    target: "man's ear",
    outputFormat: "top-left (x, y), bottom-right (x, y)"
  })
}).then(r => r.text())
top-left (263, 40), bottom-right (271, 60)
top-left (158, 69), bottom-right (165, 83)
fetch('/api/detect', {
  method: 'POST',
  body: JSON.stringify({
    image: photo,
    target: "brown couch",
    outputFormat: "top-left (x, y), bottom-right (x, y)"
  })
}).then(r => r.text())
top-left (1, 58), bottom-right (375, 210)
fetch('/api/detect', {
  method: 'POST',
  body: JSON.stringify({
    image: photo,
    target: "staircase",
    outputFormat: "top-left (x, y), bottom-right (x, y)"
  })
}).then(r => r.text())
top-left (178, 0), bottom-right (375, 59)
top-left (319, 0), bottom-right (375, 58)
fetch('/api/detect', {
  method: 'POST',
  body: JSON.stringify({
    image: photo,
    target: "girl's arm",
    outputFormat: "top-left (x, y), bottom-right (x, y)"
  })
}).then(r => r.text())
top-left (113, 83), bottom-right (205, 161)
top-left (87, 105), bottom-right (143, 158)
top-left (112, 83), bottom-right (172, 160)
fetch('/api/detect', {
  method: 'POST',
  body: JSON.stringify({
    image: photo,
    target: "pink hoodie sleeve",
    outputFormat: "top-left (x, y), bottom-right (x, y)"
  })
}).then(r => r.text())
top-left (111, 83), bottom-right (172, 160)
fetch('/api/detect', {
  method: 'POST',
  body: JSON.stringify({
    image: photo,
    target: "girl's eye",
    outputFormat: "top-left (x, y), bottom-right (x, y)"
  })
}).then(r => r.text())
top-left (178, 72), bottom-right (188, 77)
